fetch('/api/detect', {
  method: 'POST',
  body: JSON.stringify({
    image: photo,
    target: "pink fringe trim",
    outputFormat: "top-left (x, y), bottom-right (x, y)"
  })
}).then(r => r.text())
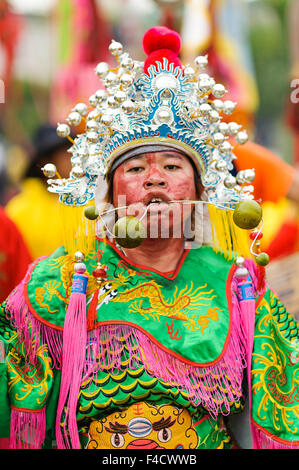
top-left (10, 408), bottom-right (46, 449)
top-left (251, 423), bottom-right (299, 449)
top-left (55, 280), bottom-right (88, 449)
top-left (6, 269), bottom-right (63, 369)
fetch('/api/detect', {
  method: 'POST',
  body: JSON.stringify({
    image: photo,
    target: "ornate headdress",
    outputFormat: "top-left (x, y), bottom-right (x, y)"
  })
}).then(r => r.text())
top-left (43, 26), bottom-right (266, 265)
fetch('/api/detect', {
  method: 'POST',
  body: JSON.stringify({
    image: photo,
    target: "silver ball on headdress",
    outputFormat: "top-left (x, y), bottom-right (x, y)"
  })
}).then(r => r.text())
top-left (114, 90), bottom-right (127, 104)
top-left (213, 99), bottom-right (224, 112)
top-left (105, 71), bottom-right (119, 87)
top-left (95, 62), bottom-right (109, 78)
top-left (74, 251), bottom-right (85, 262)
top-left (208, 109), bottom-right (220, 123)
top-left (198, 79), bottom-right (212, 94)
top-left (95, 89), bottom-right (107, 104)
top-left (224, 174), bottom-right (237, 189)
top-left (41, 163), bottom-right (57, 178)
top-left (228, 122), bottom-right (241, 136)
top-left (223, 100), bottom-right (236, 115)
top-left (121, 99), bottom-right (135, 114)
top-left (243, 168), bottom-right (255, 183)
top-left (107, 96), bottom-right (119, 108)
top-left (213, 132), bottom-right (225, 145)
top-left (67, 111), bottom-right (82, 126)
top-left (194, 55), bottom-right (208, 70)
top-left (109, 39), bottom-right (123, 56)
top-left (218, 122), bottom-right (229, 135)
top-left (86, 110), bottom-right (100, 121)
top-left (157, 108), bottom-right (172, 123)
top-left (57, 123), bottom-right (71, 138)
top-left (120, 54), bottom-right (134, 71)
top-left (71, 165), bottom-right (85, 179)
top-left (219, 141), bottom-right (232, 154)
top-left (236, 171), bottom-right (245, 185)
top-left (120, 73), bottom-right (134, 89)
top-left (100, 113), bottom-right (114, 127)
top-left (215, 159), bottom-right (228, 172)
top-left (236, 130), bottom-right (248, 145)
top-left (184, 65), bottom-right (196, 81)
top-left (74, 102), bottom-right (88, 116)
top-left (86, 131), bottom-right (99, 143)
top-left (77, 147), bottom-right (89, 158)
top-left (212, 83), bottom-right (227, 98)
top-left (199, 103), bottom-right (212, 116)
top-left (89, 94), bottom-right (98, 107)
top-left (86, 120), bottom-right (99, 132)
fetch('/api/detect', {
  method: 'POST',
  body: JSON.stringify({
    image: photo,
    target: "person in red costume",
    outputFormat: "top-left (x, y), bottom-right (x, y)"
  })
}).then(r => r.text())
top-left (0, 207), bottom-right (32, 303)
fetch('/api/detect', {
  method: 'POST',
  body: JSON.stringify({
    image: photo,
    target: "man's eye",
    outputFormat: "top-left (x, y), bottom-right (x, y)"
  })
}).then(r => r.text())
top-left (127, 167), bottom-right (144, 173)
top-left (165, 164), bottom-right (180, 170)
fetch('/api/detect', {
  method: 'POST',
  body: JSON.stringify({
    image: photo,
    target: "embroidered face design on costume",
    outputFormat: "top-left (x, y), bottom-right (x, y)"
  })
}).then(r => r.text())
top-left (112, 151), bottom-right (197, 237)
top-left (87, 402), bottom-right (199, 449)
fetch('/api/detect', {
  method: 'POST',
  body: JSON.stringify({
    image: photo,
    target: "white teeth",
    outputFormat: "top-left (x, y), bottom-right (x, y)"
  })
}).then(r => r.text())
top-left (149, 198), bottom-right (163, 203)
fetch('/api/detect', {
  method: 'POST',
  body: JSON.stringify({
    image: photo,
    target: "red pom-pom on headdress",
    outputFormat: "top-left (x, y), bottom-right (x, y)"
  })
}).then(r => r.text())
top-left (142, 26), bottom-right (182, 74)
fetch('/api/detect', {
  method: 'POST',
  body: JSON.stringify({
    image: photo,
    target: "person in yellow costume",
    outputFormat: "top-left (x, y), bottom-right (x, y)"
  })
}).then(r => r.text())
top-left (6, 124), bottom-right (72, 259)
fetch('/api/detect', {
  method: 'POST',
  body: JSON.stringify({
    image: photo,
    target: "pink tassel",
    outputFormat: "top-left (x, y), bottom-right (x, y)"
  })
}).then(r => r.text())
top-left (251, 422), bottom-right (299, 449)
top-left (235, 267), bottom-right (256, 448)
top-left (10, 408), bottom-right (46, 449)
top-left (55, 269), bottom-right (88, 449)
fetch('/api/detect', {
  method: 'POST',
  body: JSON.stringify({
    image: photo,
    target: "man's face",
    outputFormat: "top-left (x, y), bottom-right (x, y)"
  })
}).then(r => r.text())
top-left (112, 151), bottom-right (197, 238)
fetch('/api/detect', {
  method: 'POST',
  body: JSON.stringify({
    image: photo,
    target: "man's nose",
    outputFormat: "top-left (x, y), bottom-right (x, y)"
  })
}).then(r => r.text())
top-left (143, 167), bottom-right (167, 189)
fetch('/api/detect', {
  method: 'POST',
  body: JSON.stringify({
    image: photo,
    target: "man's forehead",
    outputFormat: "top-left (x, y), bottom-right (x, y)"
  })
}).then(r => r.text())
top-left (124, 151), bottom-right (186, 162)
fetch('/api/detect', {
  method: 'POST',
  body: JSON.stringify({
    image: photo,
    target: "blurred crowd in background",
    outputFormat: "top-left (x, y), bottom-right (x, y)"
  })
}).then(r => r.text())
top-left (0, 0), bottom-right (299, 314)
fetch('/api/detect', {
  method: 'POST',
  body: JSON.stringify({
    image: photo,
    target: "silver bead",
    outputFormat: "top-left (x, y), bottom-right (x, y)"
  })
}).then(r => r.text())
top-left (107, 96), bottom-right (119, 108)
top-left (194, 55), bottom-right (208, 70)
top-left (199, 103), bottom-right (212, 116)
top-left (105, 71), bottom-right (119, 87)
top-left (213, 132), bottom-right (225, 145)
top-left (236, 171), bottom-right (245, 185)
top-left (95, 89), bottom-right (107, 103)
top-left (235, 256), bottom-right (245, 267)
top-left (243, 168), bottom-right (255, 183)
top-left (41, 163), bottom-right (57, 178)
top-left (208, 109), bottom-right (220, 123)
top-left (109, 39), bottom-right (123, 56)
top-left (236, 130), bottom-right (248, 145)
top-left (100, 113), bottom-right (114, 126)
top-left (89, 94), bottom-right (98, 107)
top-left (95, 62), bottom-right (109, 78)
top-left (74, 262), bottom-right (86, 273)
top-left (219, 141), bottom-right (232, 154)
top-left (198, 79), bottom-right (212, 94)
top-left (86, 119), bottom-right (99, 132)
top-left (121, 99), bottom-right (135, 114)
top-left (74, 251), bottom-right (85, 262)
top-left (224, 174), bottom-right (236, 189)
top-left (120, 55), bottom-right (134, 71)
top-left (114, 90), bottom-right (127, 103)
top-left (228, 122), bottom-right (241, 136)
top-left (218, 122), bottom-right (229, 135)
top-left (235, 267), bottom-right (249, 279)
top-left (56, 123), bottom-right (71, 138)
top-left (77, 147), bottom-right (89, 158)
top-left (71, 165), bottom-right (85, 178)
top-left (86, 110), bottom-right (100, 121)
top-left (120, 73), bottom-right (133, 89)
top-left (212, 83), bottom-right (227, 98)
top-left (184, 65), bottom-right (196, 81)
top-left (86, 130), bottom-right (99, 143)
top-left (157, 109), bottom-right (171, 123)
top-left (223, 100), bottom-right (236, 115)
top-left (74, 102), bottom-right (88, 116)
top-left (213, 99), bottom-right (224, 112)
top-left (67, 111), bottom-right (82, 126)
top-left (215, 159), bottom-right (228, 172)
